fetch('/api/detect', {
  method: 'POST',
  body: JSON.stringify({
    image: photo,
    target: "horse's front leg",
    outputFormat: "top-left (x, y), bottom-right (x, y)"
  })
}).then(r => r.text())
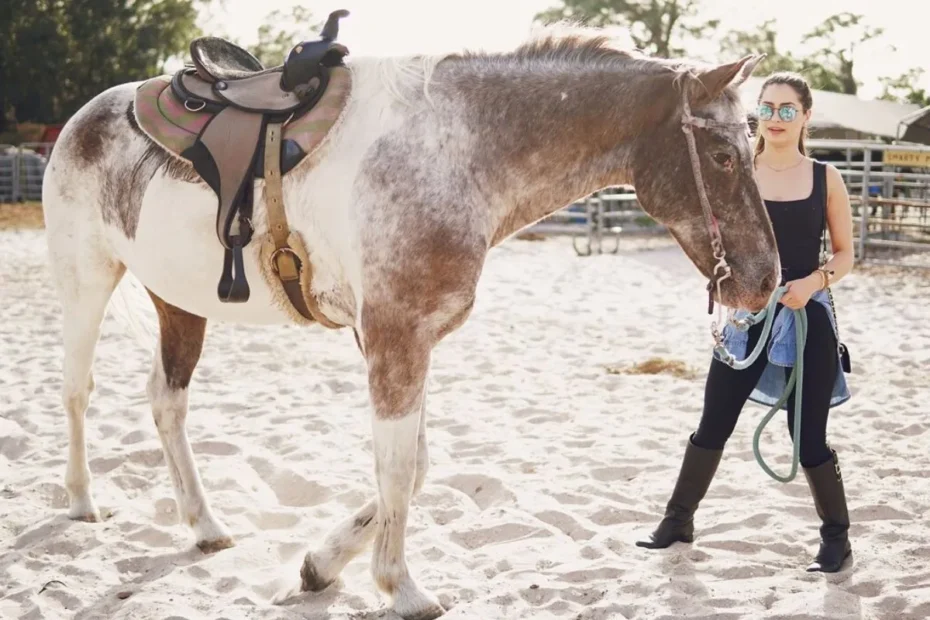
top-left (300, 391), bottom-right (431, 592)
top-left (365, 321), bottom-right (443, 620)
top-left (297, 312), bottom-right (442, 619)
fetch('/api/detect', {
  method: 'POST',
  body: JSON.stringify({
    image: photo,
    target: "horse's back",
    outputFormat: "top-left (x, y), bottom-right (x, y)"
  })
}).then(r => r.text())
top-left (42, 80), bottom-right (303, 325)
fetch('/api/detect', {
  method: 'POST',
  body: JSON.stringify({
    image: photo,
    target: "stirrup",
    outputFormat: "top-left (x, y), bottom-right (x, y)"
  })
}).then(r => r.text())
top-left (218, 237), bottom-right (250, 303)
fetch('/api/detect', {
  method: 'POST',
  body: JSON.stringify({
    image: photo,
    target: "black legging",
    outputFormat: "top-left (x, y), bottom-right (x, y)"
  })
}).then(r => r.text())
top-left (693, 300), bottom-right (838, 468)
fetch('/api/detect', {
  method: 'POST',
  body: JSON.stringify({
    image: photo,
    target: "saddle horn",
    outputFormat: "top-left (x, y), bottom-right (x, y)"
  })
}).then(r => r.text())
top-left (321, 9), bottom-right (349, 40)
top-left (280, 9), bottom-right (350, 93)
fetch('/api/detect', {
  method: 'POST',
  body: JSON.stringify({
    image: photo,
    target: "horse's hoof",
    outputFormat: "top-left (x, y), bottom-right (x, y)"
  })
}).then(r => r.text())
top-left (196, 536), bottom-right (235, 553)
top-left (68, 512), bottom-right (101, 523)
top-left (392, 583), bottom-right (446, 620)
top-left (68, 504), bottom-right (102, 522)
top-left (300, 553), bottom-right (335, 592)
top-left (399, 602), bottom-right (445, 620)
top-left (68, 496), bottom-right (101, 522)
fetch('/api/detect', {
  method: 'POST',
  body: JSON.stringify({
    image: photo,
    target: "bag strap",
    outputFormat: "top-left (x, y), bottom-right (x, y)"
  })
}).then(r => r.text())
top-left (817, 161), bottom-right (843, 347)
top-left (818, 161), bottom-right (829, 263)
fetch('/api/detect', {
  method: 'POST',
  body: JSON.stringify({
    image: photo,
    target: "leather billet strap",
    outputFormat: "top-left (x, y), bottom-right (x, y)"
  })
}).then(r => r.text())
top-left (263, 123), bottom-right (340, 328)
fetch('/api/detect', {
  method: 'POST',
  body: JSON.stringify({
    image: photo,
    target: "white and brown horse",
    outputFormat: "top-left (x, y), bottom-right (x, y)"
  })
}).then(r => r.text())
top-left (41, 27), bottom-right (777, 620)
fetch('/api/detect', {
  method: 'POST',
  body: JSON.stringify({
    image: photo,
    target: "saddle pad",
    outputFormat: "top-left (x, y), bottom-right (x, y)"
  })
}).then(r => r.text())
top-left (134, 66), bottom-right (352, 165)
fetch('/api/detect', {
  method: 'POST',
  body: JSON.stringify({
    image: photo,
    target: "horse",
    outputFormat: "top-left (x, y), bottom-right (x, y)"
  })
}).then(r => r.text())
top-left (41, 25), bottom-right (778, 620)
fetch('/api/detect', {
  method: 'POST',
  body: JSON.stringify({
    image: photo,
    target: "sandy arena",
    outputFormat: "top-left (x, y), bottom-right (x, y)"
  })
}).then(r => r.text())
top-left (1, 227), bottom-right (929, 619)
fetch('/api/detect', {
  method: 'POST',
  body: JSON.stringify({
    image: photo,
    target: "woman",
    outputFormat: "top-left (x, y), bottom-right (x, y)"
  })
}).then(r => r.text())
top-left (636, 72), bottom-right (855, 573)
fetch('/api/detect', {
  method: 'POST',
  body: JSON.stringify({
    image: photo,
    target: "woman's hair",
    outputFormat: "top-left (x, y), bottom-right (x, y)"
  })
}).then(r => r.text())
top-left (753, 72), bottom-right (814, 158)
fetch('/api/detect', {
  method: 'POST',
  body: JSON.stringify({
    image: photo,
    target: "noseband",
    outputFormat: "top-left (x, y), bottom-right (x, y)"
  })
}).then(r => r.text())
top-left (678, 79), bottom-right (750, 345)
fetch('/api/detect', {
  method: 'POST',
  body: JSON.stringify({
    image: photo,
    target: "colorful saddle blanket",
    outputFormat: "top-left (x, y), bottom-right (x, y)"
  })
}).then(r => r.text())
top-left (133, 68), bottom-right (351, 173)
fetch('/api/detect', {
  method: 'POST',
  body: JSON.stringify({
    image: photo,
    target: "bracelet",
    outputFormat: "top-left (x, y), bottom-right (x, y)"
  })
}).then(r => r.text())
top-left (815, 268), bottom-right (832, 290)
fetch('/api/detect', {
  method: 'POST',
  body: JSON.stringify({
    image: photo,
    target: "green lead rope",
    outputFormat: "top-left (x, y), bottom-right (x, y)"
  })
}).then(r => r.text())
top-left (713, 285), bottom-right (808, 483)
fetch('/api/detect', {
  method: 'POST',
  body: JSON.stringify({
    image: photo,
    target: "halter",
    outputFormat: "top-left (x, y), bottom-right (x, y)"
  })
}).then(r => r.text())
top-left (678, 78), bottom-right (750, 346)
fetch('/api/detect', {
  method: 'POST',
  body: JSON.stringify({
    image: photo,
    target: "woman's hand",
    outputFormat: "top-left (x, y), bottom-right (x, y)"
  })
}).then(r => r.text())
top-left (781, 275), bottom-right (821, 310)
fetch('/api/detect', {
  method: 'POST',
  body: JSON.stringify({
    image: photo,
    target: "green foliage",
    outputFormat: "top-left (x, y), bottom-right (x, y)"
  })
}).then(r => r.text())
top-left (0, 0), bottom-right (202, 131)
top-left (878, 68), bottom-right (930, 107)
top-left (720, 19), bottom-right (802, 76)
top-left (247, 6), bottom-right (323, 68)
top-left (534, 0), bottom-right (718, 58)
top-left (800, 12), bottom-right (883, 95)
top-left (721, 12), bottom-right (889, 96)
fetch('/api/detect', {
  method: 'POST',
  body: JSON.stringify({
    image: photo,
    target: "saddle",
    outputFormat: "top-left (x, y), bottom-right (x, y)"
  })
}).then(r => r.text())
top-left (140, 10), bottom-right (351, 327)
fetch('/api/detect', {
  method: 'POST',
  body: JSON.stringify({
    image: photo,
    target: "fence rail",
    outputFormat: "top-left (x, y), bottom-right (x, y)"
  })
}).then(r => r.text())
top-left (4, 139), bottom-right (930, 267)
top-left (1, 142), bottom-right (54, 202)
top-left (531, 139), bottom-right (930, 267)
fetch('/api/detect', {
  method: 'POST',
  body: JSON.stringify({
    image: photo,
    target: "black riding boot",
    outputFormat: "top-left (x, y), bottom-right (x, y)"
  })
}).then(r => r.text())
top-left (803, 449), bottom-right (852, 572)
top-left (636, 434), bottom-right (723, 549)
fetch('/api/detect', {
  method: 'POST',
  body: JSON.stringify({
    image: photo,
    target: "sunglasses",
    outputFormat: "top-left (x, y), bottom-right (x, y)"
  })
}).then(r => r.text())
top-left (756, 103), bottom-right (799, 122)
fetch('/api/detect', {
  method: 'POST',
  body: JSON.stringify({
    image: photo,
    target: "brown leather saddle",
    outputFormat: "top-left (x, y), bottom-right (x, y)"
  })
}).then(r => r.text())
top-left (167, 9), bottom-right (349, 324)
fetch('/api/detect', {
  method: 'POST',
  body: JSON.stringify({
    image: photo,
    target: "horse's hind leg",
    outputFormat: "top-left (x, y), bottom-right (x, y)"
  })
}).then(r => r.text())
top-left (146, 292), bottom-right (233, 553)
top-left (48, 241), bottom-right (125, 522)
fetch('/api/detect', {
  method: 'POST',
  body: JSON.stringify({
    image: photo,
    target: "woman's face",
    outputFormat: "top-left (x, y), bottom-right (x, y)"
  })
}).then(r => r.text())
top-left (757, 83), bottom-right (810, 149)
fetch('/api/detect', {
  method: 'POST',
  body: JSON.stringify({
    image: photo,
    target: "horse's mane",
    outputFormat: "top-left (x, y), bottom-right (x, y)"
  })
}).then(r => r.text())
top-left (356, 22), bottom-right (704, 108)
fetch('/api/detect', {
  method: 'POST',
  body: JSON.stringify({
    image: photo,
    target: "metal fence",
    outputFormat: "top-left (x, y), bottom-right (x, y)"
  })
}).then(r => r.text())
top-left (532, 139), bottom-right (930, 267)
top-left (5, 138), bottom-right (930, 267)
top-left (0, 142), bottom-right (55, 203)
top-left (808, 139), bottom-right (930, 268)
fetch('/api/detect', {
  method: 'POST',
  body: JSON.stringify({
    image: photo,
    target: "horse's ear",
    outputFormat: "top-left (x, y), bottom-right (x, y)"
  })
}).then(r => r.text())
top-left (688, 54), bottom-right (763, 107)
top-left (732, 54), bottom-right (766, 87)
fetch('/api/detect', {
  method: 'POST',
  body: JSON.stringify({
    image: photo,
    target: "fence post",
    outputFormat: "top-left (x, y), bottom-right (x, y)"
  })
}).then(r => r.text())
top-left (858, 147), bottom-right (871, 261)
top-left (585, 196), bottom-right (596, 249)
top-left (12, 145), bottom-right (22, 202)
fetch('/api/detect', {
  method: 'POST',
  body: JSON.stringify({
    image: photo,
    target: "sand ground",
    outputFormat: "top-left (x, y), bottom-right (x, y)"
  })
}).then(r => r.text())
top-left (1, 228), bottom-right (929, 620)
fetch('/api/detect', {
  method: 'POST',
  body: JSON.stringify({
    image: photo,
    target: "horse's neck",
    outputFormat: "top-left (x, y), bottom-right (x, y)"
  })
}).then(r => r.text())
top-left (443, 60), bottom-right (675, 245)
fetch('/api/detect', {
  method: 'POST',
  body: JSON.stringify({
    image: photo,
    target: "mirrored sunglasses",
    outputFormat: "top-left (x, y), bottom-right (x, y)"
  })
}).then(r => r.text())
top-left (756, 103), bottom-right (798, 122)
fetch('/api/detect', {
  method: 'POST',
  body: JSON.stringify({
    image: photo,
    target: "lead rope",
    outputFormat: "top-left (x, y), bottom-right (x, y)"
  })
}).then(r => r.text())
top-left (713, 284), bottom-right (808, 483)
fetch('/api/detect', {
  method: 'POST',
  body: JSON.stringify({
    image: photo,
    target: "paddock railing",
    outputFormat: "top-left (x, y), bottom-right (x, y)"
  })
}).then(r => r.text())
top-left (5, 139), bottom-right (930, 267)
top-left (0, 142), bottom-right (54, 203)
top-left (531, 139), bottom-right (930, 267)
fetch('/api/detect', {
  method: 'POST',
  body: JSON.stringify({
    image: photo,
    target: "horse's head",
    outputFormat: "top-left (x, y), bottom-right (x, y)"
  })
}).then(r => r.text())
top-left (630, 55), bottom-right (779, 312)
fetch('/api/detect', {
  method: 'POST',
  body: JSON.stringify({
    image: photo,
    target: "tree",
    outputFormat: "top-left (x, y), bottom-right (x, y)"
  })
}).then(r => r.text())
top-left (247, 6), bottom-right (323, 68)
top-left (719, 19), bottom-right (803, 76)
top-left (0, 0), bottom-right (202, 133)
top-left (800, 12), bottom-right (884, 96)
top-left (878, 68), bottom-right (930, 107)
top-left (720, 12), bottom-right (890, 97)
top-left (534, 0), bottom-right (719, 58)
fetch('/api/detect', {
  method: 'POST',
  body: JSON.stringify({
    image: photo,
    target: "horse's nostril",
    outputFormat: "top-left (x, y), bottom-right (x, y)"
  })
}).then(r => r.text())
top-left (760, 271), bottom-right (777, 294)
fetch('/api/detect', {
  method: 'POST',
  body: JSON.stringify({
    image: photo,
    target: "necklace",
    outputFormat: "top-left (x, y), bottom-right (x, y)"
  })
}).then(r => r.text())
top-left (761, 156), bottom-right (806, 172)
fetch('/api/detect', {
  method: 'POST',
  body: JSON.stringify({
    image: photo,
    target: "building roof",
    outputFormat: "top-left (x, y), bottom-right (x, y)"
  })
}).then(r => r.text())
top-left (898, 105), bottom-right (930, 145)
top-left (738, 76), bottom-right (923, 143)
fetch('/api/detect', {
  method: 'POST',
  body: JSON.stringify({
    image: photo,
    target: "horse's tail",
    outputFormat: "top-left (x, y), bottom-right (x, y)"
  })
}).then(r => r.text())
top-left (106, 272), bottom-right (159, 353)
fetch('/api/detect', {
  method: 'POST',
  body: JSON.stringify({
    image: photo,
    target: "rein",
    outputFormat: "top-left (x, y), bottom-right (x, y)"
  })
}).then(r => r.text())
top-left (679, 80), bottom-right (805, 483)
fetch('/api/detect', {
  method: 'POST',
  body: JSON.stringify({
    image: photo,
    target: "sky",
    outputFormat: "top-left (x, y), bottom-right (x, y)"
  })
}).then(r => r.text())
top-left (195, 0), bottom-right (930, 101)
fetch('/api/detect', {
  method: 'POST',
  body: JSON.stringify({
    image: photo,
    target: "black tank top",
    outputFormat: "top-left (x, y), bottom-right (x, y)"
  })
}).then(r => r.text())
top-left (764, 160), bottom-right (826, 284)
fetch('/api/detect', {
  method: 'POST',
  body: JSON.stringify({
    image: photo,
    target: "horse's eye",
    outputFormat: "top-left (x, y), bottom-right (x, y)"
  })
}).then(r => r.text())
top-left (712, 152), bottom-right (732, 166)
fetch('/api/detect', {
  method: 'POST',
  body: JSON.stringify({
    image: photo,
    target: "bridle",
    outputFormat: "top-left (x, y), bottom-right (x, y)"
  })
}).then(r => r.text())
top-left (678, 77), bottom-right (751, 347)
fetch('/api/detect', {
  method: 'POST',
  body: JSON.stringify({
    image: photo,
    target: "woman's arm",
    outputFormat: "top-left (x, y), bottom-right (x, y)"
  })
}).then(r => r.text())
top-left (808, 163), bottom-right (855, 289)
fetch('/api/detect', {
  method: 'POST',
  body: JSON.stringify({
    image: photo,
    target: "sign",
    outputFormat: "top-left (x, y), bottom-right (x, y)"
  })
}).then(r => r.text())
top-left (884, 149), bottom-right (930, 168)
